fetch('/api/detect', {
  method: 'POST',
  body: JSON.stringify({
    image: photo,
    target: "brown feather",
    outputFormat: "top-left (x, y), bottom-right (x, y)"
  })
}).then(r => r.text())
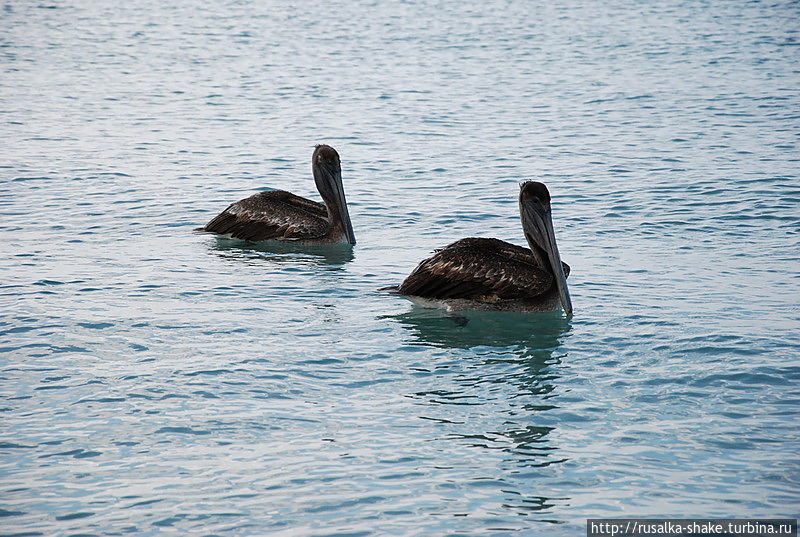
top-left (398, 237), bottom-right (566, 301)
top-left (203, 190), bottom-right (329, 242)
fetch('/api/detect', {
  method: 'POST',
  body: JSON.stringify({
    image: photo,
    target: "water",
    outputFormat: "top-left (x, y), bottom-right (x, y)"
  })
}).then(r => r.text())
top-left (2, 0), bottom-right (799, 535)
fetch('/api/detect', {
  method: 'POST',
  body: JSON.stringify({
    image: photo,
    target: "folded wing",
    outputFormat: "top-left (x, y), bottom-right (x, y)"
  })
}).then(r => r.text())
top-left (398, 238), bottom-right (554, 300)
top-left (203, 190), bottom-right (328, 241)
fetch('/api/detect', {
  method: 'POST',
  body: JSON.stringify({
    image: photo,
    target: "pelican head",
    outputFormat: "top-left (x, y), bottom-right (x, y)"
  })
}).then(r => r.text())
top-left (312, 145), bottom-right (356, 245)
top-left (518, 181), bottom-right (572, 317)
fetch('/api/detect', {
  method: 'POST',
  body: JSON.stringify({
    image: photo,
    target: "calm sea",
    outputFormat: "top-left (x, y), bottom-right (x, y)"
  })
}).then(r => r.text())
top-left (2, 0), bottom-right (798, 535)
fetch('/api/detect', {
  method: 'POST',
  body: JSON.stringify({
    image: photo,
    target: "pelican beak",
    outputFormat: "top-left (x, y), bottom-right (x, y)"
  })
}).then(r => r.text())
top-left (519, 189), bottom-right (572, 317)
top-left (333, 170), bottom-right (356, 245)
top-left (313, 156), bottom-right (356, 245)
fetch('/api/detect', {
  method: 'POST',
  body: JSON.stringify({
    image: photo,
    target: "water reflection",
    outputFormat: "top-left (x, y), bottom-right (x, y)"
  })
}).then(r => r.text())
top-left (391, 307), bottom-right (572, 516)
top-left (390, 306), bottom-right (570, 351)
top-left (207, 237), bottom-right (354, 268)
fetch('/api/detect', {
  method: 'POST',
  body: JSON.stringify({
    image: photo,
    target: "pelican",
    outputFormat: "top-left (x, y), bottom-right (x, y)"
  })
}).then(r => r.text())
top-left (393, 181), bottom-right (572, 315)
top-left (199, 145), bottom-right (356, 244)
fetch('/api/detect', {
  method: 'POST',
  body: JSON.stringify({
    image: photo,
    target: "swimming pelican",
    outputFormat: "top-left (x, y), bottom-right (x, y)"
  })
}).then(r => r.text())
top-left (199, 145), bottom-right (356, 244)
top-left (394, 181), bottom-right (572, 315)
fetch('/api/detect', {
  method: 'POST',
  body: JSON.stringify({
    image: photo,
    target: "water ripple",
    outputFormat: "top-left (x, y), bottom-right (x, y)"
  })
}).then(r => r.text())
top-left (1, 0), bottom-right (798, 535)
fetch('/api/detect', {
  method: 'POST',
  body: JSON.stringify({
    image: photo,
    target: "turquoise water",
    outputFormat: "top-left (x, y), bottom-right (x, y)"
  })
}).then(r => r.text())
top-left (2, 0), bottom-right (799, 535)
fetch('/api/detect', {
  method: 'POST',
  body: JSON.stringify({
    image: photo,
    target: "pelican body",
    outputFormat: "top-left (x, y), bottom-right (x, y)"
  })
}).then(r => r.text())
top-left (396, 182), bottom-right (573, 315)
top-left (200, 145), bottom-right (356, 245)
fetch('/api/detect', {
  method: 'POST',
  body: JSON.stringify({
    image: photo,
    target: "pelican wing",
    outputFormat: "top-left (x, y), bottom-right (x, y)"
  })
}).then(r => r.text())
top-left (203, 190), bottom-right (328, 241)
top-left (398, 239), bottom-right (554, 300)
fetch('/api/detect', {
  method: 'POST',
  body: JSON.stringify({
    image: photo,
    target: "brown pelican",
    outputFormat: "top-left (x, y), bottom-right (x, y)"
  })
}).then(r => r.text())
top-left (394, 181), bottom-right (572, 315)
top-left (199, 145), bottom-right (356, 244)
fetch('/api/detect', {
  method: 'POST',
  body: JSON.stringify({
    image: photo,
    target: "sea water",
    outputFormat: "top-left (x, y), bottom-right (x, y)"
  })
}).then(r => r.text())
top-left (1, 1), bottom-right (798, 535)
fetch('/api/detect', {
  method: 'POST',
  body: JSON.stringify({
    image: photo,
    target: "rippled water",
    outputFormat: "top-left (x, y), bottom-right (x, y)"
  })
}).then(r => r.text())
top-left (2, 0), bottom-right (799, 535)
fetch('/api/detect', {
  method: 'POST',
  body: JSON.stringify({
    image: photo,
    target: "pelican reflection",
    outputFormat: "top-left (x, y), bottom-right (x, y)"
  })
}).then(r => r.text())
top-left (389, 307), bottom-right (571, 516)
top-left (388, 307), bottom-right (570, 351)
top-left (208, 237), bottom-right (354, 269)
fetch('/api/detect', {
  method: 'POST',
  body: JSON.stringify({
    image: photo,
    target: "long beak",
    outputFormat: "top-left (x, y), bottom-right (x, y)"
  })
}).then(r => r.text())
top-left (329, 169), bottom-right (356, 245)
top-left (520, 200), bottom-right (573, 317)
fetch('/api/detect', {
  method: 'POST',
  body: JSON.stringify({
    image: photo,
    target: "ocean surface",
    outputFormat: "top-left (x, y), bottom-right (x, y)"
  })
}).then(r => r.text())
top-left (2, 1), bottom-right (799, 535)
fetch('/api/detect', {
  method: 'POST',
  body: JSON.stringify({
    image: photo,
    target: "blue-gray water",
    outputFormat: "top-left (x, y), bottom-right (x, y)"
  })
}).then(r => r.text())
top-left (2, 1), bottom-right (799, 535)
